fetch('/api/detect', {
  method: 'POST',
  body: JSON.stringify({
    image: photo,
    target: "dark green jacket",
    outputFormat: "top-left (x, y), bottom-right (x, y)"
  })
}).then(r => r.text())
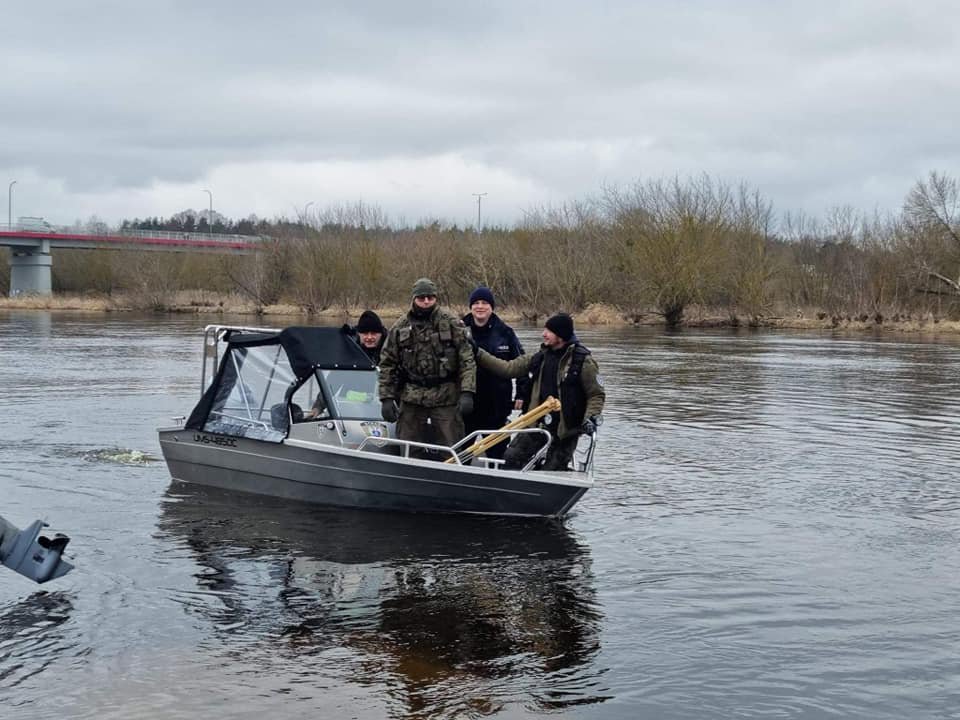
top-left (477, 342), bottom-right (605, 440)
top-left (379, 306), bottom-right (477, 408)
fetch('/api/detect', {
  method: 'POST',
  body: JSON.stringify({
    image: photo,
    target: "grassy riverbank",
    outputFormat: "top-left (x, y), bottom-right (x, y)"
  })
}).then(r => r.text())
top-left (4, 293), bottom-right (960, 335)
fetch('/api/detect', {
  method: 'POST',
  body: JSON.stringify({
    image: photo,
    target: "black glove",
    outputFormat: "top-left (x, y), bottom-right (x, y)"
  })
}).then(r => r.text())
top-left (458, 392), bottom-right (475, 416)
top-left (580, 417), bottom-right (597, 435)
top-left (381, 399), bottom-right (399, 423)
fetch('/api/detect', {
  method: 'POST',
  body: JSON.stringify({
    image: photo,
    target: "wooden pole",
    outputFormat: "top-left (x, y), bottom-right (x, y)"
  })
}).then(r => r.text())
top-left (446, 396), bottom-right (560, 464)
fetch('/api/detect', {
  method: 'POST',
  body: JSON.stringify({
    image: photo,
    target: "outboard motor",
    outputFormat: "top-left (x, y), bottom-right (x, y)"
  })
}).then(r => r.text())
top-left (0, 515), bottom-right (74, 583)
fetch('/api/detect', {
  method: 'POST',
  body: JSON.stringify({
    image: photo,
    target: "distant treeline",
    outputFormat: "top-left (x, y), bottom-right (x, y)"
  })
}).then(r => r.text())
top-left (120, 214), bottom-right (264, 236)
top-left (3, 172), bottom-right (959, 326)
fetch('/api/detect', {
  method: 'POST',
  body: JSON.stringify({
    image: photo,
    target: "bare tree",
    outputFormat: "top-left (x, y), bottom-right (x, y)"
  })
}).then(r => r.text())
top-left (219, 237), bottom-right (288, 312)
top-left (287, 233), bottom-right (352, 314)
top-left (517, 200), bottom-right (611, 313)
top-left (723, 185), bottom-right (777, 325)
top-left (904, 171), bottom-right (960, 295)
top-left (606, 175), bottom-right (732, 327)
top-left (121, 251), bottom-right (186, 310)
top-left (393, 224), bottom-right (470, 306)
top-left (497, 225), bottom-right (550, 316)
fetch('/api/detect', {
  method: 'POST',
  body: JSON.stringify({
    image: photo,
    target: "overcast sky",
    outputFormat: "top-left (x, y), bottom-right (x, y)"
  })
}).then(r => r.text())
top-left (3, 1), bottom-right (958, 229)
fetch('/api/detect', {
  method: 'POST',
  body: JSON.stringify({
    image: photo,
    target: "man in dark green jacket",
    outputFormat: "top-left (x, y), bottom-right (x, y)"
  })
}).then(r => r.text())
top-left (476, 313), bottom-right (604, 471)
top-left (379, 278), bottom-right (477, 449)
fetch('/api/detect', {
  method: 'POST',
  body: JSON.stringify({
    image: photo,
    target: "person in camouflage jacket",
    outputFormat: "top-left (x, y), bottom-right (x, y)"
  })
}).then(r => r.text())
top-left (379, 278), bottom-right (477, 449)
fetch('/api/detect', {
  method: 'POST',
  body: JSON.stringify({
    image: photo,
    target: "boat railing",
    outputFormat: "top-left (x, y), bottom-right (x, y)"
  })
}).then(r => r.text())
top-left (356, 428), bottom-right (554, 471)
top-left (450, 427), bottom-right (553, 470)
top-left (355, 437), bottom-right (465, 464)
top-left (453, 427), bottom-right (598, 472)
top-left (201, 324), bottom-right (281, 393)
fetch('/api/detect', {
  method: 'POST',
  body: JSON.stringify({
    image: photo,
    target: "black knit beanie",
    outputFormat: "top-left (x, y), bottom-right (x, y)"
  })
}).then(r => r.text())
top-left (356, 310), bottom-right (385, 334)
top-left (468, 286), bottom-right (495, 309)
top-left (544, 313), bottom-right (574, 342)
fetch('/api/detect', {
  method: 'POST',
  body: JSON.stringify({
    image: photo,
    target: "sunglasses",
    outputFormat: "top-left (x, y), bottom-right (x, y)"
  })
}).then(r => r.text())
top-left (415, 294), bottom-right (437, 300)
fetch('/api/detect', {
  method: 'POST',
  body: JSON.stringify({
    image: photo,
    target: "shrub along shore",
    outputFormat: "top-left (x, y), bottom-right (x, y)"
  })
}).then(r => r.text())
top-left (3, 172), bottom-right (960, 334)
top-left (3, 292), bottom-right (960, 336)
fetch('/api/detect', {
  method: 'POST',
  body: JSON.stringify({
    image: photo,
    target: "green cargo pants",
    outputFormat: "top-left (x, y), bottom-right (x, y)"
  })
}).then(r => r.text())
top-left (396, 403), bottom-right (465, 456)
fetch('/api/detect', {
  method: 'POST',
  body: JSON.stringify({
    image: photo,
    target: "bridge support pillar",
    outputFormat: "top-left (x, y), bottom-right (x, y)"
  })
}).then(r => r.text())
top-left (9, 251), bottom-right (53, 296)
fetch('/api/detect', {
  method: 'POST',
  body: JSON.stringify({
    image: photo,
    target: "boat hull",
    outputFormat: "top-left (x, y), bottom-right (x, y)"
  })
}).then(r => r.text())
top-left (158, 428), bottom-right (590, 518)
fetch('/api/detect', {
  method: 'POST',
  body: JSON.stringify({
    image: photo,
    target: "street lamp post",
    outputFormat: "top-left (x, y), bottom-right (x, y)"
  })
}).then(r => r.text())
top-left (202, 189), bottom-right (213, 233)
top-left (8, 180), bottom-right (17, 228)
top-left (472, 192), bottom-right (487, 233)
top-left (304, 201), bottom-right (315, 223)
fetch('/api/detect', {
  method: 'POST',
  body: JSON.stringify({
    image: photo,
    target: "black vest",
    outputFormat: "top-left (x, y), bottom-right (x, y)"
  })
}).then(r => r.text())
top-left (522, 343), bottom-right (591, 429)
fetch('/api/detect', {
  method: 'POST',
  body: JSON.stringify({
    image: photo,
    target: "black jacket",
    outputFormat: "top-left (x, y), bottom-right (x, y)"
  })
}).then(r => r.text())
top-left (342, 323), bottom-right (384, 366)
top-left (463, 313), bottom-right (526, 425)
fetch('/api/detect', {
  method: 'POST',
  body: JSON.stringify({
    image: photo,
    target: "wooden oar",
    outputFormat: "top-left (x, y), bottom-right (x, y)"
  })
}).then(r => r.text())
top-left (446, 396), bottom-right (561, 464)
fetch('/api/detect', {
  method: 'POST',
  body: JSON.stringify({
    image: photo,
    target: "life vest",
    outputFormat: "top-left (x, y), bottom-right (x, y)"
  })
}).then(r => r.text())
top-left (522, 343), bottom-right (591, 429)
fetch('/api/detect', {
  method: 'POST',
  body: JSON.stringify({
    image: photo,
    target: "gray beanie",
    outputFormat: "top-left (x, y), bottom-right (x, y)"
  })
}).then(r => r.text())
top-left (412, 277), bottom-right (438, 298)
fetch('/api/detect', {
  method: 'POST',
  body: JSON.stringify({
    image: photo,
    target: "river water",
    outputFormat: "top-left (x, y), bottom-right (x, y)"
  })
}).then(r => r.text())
top-left (1, 312), bottom-right (958, 719)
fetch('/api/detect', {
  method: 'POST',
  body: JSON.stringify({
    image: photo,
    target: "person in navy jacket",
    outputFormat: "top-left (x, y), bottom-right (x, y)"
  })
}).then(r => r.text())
top-left (462, 287), bottom-right (527, 460)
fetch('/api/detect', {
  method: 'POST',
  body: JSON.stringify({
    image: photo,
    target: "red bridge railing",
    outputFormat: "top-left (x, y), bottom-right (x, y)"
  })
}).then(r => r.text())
top-left (0, 223), bottom-right (265, 250)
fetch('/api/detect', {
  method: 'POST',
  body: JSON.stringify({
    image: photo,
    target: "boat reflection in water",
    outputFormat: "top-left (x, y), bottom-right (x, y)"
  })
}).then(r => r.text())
top-left (158, 483), bottom-right (609, 717)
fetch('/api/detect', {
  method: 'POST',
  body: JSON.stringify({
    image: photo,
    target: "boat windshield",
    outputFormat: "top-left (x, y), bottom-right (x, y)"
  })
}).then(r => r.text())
top-left (322, 369), bottom-right (379, 419)
top-left (202, 344), bottom-right (295, 442)
top-left (290, 368), bottom-right (380, 421)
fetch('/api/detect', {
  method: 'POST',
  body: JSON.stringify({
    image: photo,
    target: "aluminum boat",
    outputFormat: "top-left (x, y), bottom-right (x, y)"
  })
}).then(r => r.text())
top-left (157, 325), bottom-right (596, 517)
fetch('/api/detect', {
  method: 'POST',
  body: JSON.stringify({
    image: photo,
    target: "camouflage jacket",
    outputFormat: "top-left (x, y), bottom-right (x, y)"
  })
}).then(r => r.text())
top-left (379, 306), bottom-right (477, 408)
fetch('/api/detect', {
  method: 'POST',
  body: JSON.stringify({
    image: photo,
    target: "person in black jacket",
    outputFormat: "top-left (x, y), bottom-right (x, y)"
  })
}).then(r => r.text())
top-left (309, 310), bottom-right (386, 420)
top-left (462, 287), bottom-right (526, 460)
top-left (340, 310), bottom-right (386, 365)
top-left (354, 310), bottom-right (386, 365)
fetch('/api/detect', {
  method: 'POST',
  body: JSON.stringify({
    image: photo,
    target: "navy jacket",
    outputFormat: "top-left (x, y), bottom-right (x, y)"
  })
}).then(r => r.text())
top-left (463, 313), bottom-right (527, 425)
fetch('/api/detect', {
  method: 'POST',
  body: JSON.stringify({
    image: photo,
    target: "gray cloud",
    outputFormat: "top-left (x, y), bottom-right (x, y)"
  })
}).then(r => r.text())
top-left (3, 1), bottom-right (959, 225)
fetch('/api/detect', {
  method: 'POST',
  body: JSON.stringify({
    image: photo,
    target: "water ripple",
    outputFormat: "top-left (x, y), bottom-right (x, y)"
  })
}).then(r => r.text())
top-left (4, 319), bottom-right (960, 718)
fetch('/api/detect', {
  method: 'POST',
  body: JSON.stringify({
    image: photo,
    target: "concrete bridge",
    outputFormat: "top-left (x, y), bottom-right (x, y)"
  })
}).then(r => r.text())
top-left (0, 223), bottom-right (263, 296)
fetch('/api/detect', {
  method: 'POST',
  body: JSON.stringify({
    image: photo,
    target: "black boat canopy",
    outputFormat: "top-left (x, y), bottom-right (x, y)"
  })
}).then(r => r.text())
top-left (185, 326), bottom-right (375, 432)
top-left (225, 326), bottom-right (376, 376)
